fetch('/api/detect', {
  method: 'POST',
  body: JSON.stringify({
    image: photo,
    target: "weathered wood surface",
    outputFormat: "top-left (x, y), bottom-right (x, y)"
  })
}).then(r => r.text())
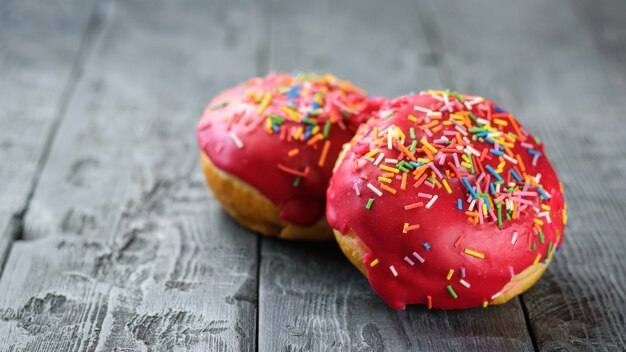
top-left (0, 0), bottom-right (258, 350)
top-left (422, 0), bottom-right (626, 350)
top-left (0, 0), bottom-right (625, 351)
top-left (0, 0), bottom-right (98, 269)
top-left (258, 0), bottom-right (534, 351)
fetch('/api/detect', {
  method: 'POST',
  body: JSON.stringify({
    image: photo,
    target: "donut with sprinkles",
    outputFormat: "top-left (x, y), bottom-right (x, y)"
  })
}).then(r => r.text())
top-left (197, 72), bottom-right (380, 240)
top-left (327, 90), bottom-right (566, 309)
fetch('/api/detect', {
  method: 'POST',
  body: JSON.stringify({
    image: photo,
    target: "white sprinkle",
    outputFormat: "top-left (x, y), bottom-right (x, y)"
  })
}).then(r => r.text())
top-left (476, 118), bottom-right (490, 125)
top-left (455, 126), bottom-right (468, 136)
top-left (412, 252), bottom-right (425, 263)
top-left (390, 265), bottom-right (398, 277)
top-left (354, 183), bottom-right (361, 197)
top-left (374, 153), bottom-right (385, 166)
top-left (385, 158), bottom-right (398, 164)
top-left (367, 183), bottom-right (383, 197)
top-left (387, 133), bottom-right (393, 150)
top-left (502, 154), bottom-right (518, 164)
top-left (228, 131), bottom-right (244, 149)
top-left (438, 154), bottom-right (446, 165)
top-left (414, 106), bottom-right (433, 114)
top-left (459, 279), bottom-right (471, 288)
top-left (468, 199), bottom-right (477, 211)
top-left (465, 145), bottom-right (481, 157)
top-left (462, 137), bottom-right (471, 144)
top-left (477, 173), bottom-right (486, 183)
top-left (428, 112), bottom-right (442, 118)
top-left (404, 256), bottom-right (415, 266)
top-left (363, 156), bottom-right (375, 163)
top-left (426, 195), bottom-right (439, 209)
top-left (491, 290), bottom-right (503, 300)
top-left (512, 231), bottom-right (518, 245)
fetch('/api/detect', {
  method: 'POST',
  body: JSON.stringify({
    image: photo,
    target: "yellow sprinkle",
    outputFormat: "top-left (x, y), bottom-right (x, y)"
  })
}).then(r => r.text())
top-left (483, 203), bottom-right (488, 214)
top-left (379, 165), bottom-right (400, 174)
top-left (370, 259), bottom-right (380, 267)
top-left (294, 127), bottom-right (303, 140)
top-left (442, 179), bottom-right (452, 194)
top-left (408, 114), bottom-right (418, 123)
top-left (562, 209), bottom-right (568, 225)
top-left (541, 204), bottom-right (551, 211)
top-left (311, 125), bottom-right (320, 135)
top-left (257, 92), bottom-right (272, 115)
top-left (373, 127), bottom-right (379, 140)
top-left (421, 139), bottom-right (438, 154)
top-left (493, 118), bottom-right (508, 126)
top-left (533, 254), bottom-right (542, 265)
top-left (365, 148), bottom-right (380, 158)
top-left (288, 148), bottom-right (299, 157)
top-left (482, 300), bottom-right (489, 308)
top-left (534, 219), bottom-right (544, 226)
top-left (461, 162), bottom-right (472, 169)
top-left (281, 105), bottom-right (300, 121)
top-left (464, 248), bottom-right (485, 259)
top-left (446, 269), bottom-right (455, 280)
top-left (378, 177), bottom-right (392, 184)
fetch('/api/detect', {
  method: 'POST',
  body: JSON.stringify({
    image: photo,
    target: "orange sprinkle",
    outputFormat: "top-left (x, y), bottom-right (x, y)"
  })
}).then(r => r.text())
top-left (288, 148), bottom-right (300, 157)
top-left (404, 202), bottom-right (423, 210)
top-left (307, 133), bottom-right (323, 146)
top-left (380, 184), bottom-right (397, 194)
top-left (427, 296), bottom-right (433, 309)
top-left (454, 235), bottom-right (464, 248)
top-left (370, 259), bottom-right (380, 267)
top-left (408, 114), bottom-right (418, 123)
top-left (401, 172), bottom-right (407, 190)
top-left (277, 164), bottom-right (309, 177)
top-left (533, 253), bottom-right (542, 265)
top-left (318, 141), bottom-right (331, 167)
top-left (397, 143), bottom-right (417, 162)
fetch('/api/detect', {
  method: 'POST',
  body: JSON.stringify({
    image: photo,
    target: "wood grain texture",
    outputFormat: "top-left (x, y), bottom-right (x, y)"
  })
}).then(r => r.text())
top-left (421, 0), bottom-right (626, 350)
top-left (0, 0), bottom-right (98, 271)
top-left (258, 0), bottom-right (534, 351)
top-left (0, 0), bottom-right (259, 350)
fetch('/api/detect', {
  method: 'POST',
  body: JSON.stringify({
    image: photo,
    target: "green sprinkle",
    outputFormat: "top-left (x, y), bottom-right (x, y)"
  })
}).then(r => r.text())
top-left (383, 111), bottom-right (394, 120)
top-left (293, 176), bottom-right (301, 187)
top-left (409, 140), bottom-right (418, 152)
top-left (535, 136), bottom-right (542, 144)
top-left (323, 120), bottom-right (331, 138)
top-left (426, 177), bottom-right (436, 184)
top-left (410, 127), bottom-right (416, 139)
top-left (445, 89), bottom-right (451, 96)
top-left (398, 166), bottom-right (410, 173)
top-left (302, 117), bottom-right (316, 125)
top-left (538, 230), bottom-right (545, 244)
top-left (532, 243), bottom-right (537, 251)
top-left (468, 111), bottom-right (481, 126)
top-left (478, 193), bottom-right (489, 199)
top-left (308, 110), bottom-right (320, 116)
top-left (340, 111), bottom-right (350, 119)
top-left (366, 198), bottom-right (374, 209)
top-left (209, 100), bottom-right (229, 110)
top-left (469, 127), bottom-right (486, 133)
top-left (506, 213), bottom-right (511, 221)
top-left (497, 203), bottom-right (503, 227)
top-left (547, 242), bottom-right (553, 260)
top-left (447, 285), bottom-right (458, 299)
top-left (507, 132), bottom-right (517, 141)
top-left (472, 135), bottom-right (478, 141)
top-left (453, 91), bottom-right (465, 103)
top-left (269, 114), bottom-right (285, 124)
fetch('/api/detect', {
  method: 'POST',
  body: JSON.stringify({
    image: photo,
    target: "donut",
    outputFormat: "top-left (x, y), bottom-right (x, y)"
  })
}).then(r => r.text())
top-left (197, 72), bottom-right (379, 240)
top-left (326, 91), bottom-right (566, 309)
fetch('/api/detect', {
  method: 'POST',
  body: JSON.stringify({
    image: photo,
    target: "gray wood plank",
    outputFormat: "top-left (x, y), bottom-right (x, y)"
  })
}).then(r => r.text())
top-left (0, 0), bottom-right (259, 350)
top-left (258, 0), bottom-right (534, 351)
top-left (0, 0), bottom-right (98, 271)
top-left (420, 0), bottom-right (626, 350)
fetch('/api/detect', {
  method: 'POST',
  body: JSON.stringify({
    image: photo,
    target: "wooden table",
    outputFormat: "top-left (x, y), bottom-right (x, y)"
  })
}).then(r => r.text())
top-left (1, 0), bottom-right (625, 350)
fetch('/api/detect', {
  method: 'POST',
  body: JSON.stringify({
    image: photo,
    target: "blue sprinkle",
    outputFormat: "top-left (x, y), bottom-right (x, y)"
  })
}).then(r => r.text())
top-left (303, 131), bottom-right (311, 140)
top-left (409, 91), bottom-right (416, 95)
top-left (485, 165), bottom-right (503, 182)
top-left (511, 169), bottom-right (522, 182)
top-left (537, 187), bottom-right (550, 199)
top-left (272, 125), bottom-right (280, 132)
top-left (485, 201), bottom-right (491, 211)
top-left (461, 177), bottom-right (478, 199)
top-left (485, 137), bottom-right (496, 144)
top-left (457, 199), bottom-right (462, 210)
top-left (286, 84), bottom-right (301, 99)
top-left (489, 182), bottom-right (496, 195)
top-left (475, 131), bottom-right (488, 137)
top-left (423, 242), bottom-right (431, 251)
top-left (409, 161), bottom-right (424, 168)
top-left (494, 105), bottom-right (506, 113)
top-left (292, 70), bottom-right (300, 77)
top-left (312, 100), bottom-right (320, 110)
top-left (490, 148), bottom-right (504, 156)
top-left (528, 149), bottom-right (542, 156)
